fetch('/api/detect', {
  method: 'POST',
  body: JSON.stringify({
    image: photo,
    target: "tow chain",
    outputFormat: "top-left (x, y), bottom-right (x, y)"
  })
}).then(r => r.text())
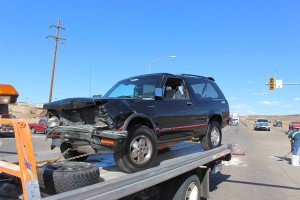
top-left (54, 148), bottom-right (93, 162)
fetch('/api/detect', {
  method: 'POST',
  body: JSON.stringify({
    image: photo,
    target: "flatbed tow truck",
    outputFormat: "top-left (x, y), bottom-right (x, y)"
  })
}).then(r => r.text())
top-left (0, 84), bottom-right (233, 200)
top-left (42, 141), bottom-right (232, 200)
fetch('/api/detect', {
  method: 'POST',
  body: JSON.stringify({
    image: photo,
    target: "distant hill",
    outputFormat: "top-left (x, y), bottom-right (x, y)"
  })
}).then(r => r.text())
top-left (9, 103), bottom-right (46, 123)
top-left (243, 114), bottom-right (300, 127)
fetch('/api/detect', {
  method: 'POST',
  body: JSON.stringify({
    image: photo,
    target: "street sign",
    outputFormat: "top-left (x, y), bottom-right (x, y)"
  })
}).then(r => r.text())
top-left (276, 80), bottom-right (282, 88)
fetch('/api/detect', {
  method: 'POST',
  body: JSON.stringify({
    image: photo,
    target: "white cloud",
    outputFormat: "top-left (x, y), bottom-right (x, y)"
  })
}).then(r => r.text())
top-left (247, 81), bottom-right (255, 84)
top-left (231, 103), bottom-right (246, 109)
top-left (258, 101), bottom-right (294, 109)
top-left (246, 109), bottom-right (256, 115)
top-left (252, 92), bottom-right (268, 95)
top-left (259, 101), bottom-right (280, 106)
top-left (294, 97), bottom-right (300, 101)
top-left (282, 104), bottom-right (293, 108)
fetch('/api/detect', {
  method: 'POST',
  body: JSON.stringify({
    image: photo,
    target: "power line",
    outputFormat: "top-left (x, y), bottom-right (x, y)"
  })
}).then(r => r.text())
top-left (46, 18), bottom-right (66, 102)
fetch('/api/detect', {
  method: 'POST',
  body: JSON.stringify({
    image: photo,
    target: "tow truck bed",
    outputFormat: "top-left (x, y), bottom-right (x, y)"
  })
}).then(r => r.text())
top-left (43, 142), bottom-right (232, 200)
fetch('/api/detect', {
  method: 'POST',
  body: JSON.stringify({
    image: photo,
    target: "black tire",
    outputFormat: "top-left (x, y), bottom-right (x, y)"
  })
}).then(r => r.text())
top-left (37, 162), bottom-right (99, 194)
top-left (201, 121), bottom-right (222, 151)
top-left (30, 128), bottom-right (36, 134)
top-left (161, 174), bottom-right (201, 200)
top-left (60, 142), bottom-right (89, 161)
top-left (113, 125), bottom-right (157, 173)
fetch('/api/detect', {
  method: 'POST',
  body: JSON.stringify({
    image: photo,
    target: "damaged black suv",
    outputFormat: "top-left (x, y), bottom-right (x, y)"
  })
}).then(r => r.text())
top-left (44, 73), bottom-right (229, 172)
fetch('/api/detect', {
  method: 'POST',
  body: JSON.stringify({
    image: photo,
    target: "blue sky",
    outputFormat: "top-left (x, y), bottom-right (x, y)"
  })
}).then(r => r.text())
top-left (1, 0), bottom-right (300, 116)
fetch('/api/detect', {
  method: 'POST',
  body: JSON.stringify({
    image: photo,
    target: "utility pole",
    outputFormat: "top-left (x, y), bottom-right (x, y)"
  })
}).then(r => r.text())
top-left (46, 18), bottom-right (66, 102)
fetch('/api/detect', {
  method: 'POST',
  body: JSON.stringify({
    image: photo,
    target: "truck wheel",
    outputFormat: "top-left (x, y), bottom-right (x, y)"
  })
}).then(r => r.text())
top-left (161, 174), bottom-right (201, 200)
top-left (30, 128), bottom-right (36, 134)
top-left (113, 125), bottom-right (157, 173)
top-left (201, 121), bottom-right (222, 150)
top-left (60, 142), bottom-right (89, 161)
top-left (37, 162), bottom-right (99, 194)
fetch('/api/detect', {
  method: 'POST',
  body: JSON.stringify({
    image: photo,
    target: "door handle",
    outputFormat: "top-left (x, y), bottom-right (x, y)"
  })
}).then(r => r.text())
top-left (187, 102), bottom-right (193, 105)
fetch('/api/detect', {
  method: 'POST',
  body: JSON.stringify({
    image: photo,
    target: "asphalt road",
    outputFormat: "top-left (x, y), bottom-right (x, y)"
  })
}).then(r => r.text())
top-left (1, 122), bottom-right (299, 199)
top-left (0, 133), bottom-right (60, 163)
top-left (209, 122), bottom-right (300, 200)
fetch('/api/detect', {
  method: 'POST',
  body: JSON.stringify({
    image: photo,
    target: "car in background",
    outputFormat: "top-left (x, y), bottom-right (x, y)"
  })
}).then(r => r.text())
top-left (0, 114), bottom-right (16, 135)
top-left (28, 118), bottom-right (47, 134)
top-left (273, 120), bottom-right (282, 127)
top-left (254, 118), bottom-right (270, 131)
top-left (230, 117), bottom-right (239, 126)
top-left (288, 121), bottom-right (300, 130)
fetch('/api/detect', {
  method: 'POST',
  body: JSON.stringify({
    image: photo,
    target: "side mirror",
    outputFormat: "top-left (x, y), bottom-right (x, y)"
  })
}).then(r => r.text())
top-left (154, 88), bottom-right (163, 100)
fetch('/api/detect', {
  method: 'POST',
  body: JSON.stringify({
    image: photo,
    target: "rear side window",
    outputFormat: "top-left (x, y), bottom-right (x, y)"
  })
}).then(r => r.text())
top-left (186, 77), bottom-right (224, 100)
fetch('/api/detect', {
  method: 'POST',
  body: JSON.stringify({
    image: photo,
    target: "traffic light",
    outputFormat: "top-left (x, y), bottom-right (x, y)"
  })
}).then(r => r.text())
top-left (269, 77), bottom-right (275, 90)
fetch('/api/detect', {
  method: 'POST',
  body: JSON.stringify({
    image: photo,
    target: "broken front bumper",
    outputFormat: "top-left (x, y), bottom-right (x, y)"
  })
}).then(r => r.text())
top-left (92, 130), bottom-right (127, 152)
top-left (47, 126), bottom-right (128, 152)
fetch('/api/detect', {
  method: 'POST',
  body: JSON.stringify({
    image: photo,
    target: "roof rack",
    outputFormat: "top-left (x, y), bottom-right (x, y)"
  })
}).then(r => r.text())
top-left (180, 74), bottom-right (215, 81)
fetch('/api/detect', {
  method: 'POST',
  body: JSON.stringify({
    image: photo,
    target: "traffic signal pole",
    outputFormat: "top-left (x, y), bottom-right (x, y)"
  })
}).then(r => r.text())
top-left (267, 77), bottom-right (300, 90)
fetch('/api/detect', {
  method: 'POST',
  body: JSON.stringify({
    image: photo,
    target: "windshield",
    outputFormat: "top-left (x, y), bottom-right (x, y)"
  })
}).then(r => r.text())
top-left (104, 75), bottom-right (160, 99)
top-left (257, 119), bottom-right (268, 123)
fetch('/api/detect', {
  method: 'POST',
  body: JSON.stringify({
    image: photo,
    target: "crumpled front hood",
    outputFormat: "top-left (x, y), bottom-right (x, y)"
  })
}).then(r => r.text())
top-left (43, 98), bottom-right (109, 110)
top-left (43, 97), bottom-right (135, 129)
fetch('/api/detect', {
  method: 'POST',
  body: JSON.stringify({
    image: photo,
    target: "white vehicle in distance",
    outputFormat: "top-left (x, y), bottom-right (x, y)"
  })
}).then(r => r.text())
top-left (254, 118), bottom-right (270, 131)
top-left (230, 117), bottom-right (239, 125)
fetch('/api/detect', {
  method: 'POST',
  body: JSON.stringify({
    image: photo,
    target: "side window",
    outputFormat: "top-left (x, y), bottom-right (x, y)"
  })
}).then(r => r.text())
top-left (187, 78), bottom-right (222, 100)
top-left (164, 78), bottom-right (188, 99)
top-left (203, 83), bottom-right (220, 99)
top-left (190, 82), bottom-right (205, 101)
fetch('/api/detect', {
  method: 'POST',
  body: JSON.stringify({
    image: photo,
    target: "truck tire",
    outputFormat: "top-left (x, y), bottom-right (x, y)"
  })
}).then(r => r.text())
top-left (60, 142), bottom-right (89, 161)
top-left (161, 174), bottom-right (201, 200)
top-left (37, 162), bottom-right (99, 194)
top-left (201, 121), bottom-right (222, 150)
top-left (113, 125), bottom-right (157, 173)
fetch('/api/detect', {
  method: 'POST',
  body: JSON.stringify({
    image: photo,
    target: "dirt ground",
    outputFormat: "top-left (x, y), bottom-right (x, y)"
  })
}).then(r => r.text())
top-left (8, 103), bottom-right (46, 123)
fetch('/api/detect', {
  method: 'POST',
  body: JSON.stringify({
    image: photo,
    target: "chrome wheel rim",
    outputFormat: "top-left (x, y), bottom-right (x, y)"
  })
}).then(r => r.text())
top-left (130, 135), bottom-right (153, 165)
top-left (211, 127), bottom-right (220, 146)
top-left (185, 182), bottom-right (199, 200)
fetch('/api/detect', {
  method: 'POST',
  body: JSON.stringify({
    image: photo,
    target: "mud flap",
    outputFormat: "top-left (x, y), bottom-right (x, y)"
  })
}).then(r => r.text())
top-left (198, 167), bottom-right (209, 199)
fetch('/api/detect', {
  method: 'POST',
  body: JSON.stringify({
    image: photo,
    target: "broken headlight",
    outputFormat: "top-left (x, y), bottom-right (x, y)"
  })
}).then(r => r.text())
top-left (47, 116), bottom-right (59, 128)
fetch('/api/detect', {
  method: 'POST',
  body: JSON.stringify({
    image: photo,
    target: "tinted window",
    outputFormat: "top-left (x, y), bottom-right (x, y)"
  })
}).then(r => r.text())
top-left (186, 77), bottom-right (223, 100)
top-left (257, 119), bottom-right (268, 123)
top-left (39, 119), bottom-right (47, 124)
